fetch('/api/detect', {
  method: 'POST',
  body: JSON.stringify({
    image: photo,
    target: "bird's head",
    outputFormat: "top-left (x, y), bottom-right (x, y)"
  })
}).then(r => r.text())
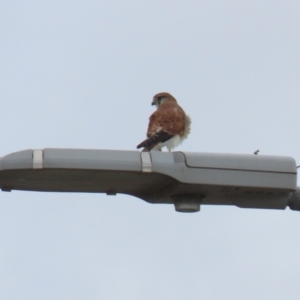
top-left (151, 92), bottom-right (177, 108)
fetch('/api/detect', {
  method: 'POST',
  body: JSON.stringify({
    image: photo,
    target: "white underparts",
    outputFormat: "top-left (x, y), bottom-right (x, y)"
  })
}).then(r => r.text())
top-left (180, 114), bottom-right (192, 142)
top-left (153, 135), bottom-right (181, 152)
top-left (166, 135), bottom-right (181, 151)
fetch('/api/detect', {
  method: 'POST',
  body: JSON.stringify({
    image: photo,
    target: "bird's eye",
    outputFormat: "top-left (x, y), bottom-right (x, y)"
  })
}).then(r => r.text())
top-left (157, 96), bottom-right (162, 101)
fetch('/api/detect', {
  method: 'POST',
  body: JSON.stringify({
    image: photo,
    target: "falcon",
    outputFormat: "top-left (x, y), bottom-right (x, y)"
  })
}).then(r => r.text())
top-left (137, 92), bottom-right (191, 152)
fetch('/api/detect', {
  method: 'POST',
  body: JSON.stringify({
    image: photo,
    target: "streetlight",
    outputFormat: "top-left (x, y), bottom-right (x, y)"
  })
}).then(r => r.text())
top-left (0, 148), bottom-right (298, 213)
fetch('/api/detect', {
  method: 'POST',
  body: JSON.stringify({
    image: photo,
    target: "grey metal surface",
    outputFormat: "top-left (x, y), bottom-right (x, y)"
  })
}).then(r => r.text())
top-left (43, 148), bottom-right (141, 171)
top-left (184, 152), bottom-right (296, 172)
top-left (0, 149), bottom-right (33, 170)
top-left (0, 148), bottom-right (298, 212)
top-left (288, 188), bottom-right (300, 211)
top-left (150, 151), bottom-right (296, 190)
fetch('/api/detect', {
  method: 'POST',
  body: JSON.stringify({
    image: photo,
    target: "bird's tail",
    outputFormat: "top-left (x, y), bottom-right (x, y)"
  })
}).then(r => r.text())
top-left (137, 132), bottom-right (173, 151)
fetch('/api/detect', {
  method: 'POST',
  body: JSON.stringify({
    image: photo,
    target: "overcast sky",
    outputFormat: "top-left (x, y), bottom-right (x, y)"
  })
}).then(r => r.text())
top-left (1, 1), bottom-right (300, 299)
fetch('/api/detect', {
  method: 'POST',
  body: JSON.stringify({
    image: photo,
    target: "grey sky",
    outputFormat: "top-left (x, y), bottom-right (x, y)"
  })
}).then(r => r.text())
top-left (1, 1), bottom-right (300, 299)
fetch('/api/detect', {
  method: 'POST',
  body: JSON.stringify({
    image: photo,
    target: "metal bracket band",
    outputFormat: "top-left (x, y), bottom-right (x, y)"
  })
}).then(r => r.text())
top-left (33, 149), bottom-right (43, 169)
top-left (141, 152), bottom-right (152, 172)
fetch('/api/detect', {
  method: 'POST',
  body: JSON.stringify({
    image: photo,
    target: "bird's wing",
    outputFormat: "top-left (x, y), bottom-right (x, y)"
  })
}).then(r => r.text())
top-left (147, 104), bottom-right (186, 137)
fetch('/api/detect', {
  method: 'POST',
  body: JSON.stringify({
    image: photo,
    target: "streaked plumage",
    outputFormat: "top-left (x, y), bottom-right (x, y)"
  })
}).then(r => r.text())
top-left (137, 92), bottom-right (191, 152)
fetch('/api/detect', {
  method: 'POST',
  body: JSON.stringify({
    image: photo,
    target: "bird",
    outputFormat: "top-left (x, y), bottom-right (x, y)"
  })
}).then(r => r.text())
top-left (254, 150), bottom-right (259, 155)
top-left (137, 92), bottom-right (191, 152)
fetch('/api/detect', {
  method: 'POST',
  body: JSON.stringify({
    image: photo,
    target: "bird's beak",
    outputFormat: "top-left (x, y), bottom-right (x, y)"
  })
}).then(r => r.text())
top-left (151, 100), bottom-right (155, 106)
